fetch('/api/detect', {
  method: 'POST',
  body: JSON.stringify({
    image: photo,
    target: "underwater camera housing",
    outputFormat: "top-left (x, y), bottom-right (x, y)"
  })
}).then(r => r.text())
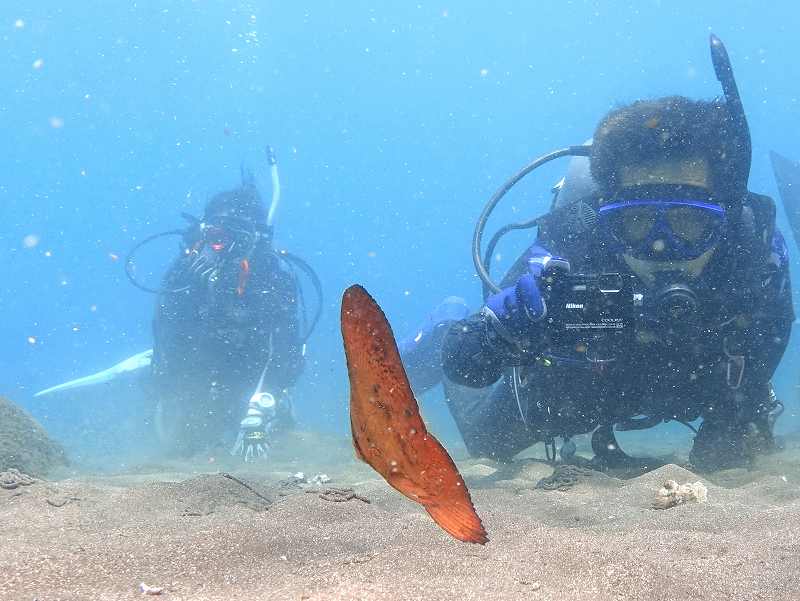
top-left (541, 272), bottom-right (638, 361)
top-left (540, 271), bottom-right (704, 362)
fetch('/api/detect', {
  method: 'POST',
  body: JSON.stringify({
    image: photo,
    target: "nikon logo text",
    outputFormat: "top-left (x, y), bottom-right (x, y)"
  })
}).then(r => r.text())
top-left (565, 303), bottom-right (584, 309)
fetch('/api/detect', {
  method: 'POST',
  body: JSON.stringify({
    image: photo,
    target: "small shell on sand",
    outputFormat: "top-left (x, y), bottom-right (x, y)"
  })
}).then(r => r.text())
top-left (139, 582), bottom-right (163, 595)
top-left (653, 480), bottom-right (708, 510)
top-left (309, 473), bottom-right (331, 485)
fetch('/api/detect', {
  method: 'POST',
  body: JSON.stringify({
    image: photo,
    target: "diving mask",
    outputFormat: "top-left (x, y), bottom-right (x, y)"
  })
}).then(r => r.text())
top-left (197, 215), bottom-right (260, 256)
top-left (598, 199), bottom-right (726, 261)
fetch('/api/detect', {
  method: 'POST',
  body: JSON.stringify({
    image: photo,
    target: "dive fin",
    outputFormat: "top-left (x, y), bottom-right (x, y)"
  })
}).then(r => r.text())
top-left (34, 349), bottom-right (153, 397)
top-left (769, 150), bottom-right (800, 248)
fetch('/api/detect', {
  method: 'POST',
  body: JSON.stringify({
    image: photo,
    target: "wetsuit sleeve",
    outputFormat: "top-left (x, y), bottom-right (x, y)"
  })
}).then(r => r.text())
top-left (151, 257), bottom-right (198, 385)
top-left (255, 264), bottom-right (306, 392)
top-left (442, 310), bottom-right (539, 388)
top-left (398, 323), bottom-right (451, 394)
top-left (442, 243), bottom-right (555, 389)
top-left (746, 227), bottom-right (795, 385)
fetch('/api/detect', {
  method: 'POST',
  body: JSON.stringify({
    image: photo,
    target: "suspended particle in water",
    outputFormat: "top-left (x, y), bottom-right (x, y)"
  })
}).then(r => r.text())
top-left (49, 116), bottom-right (64, 129)
top-left (27, 336), bottom-right (36, 345)
top-left (15, 19), bottom-right (25, 29)
top-left (43, 250), bottom-right (53, 257)
top-left (23, 234), bottom-right (40, 248)
top-left (109, 252), bottom-right (119, 261)
top-left (479, 68), bottom-right (489, 77)
top-left (32, 58), bottom-right (44, 70)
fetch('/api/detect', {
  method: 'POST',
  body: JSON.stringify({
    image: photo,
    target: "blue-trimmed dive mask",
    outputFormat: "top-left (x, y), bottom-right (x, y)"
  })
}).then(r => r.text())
top-left (598, 199), bottom-right (726, 261)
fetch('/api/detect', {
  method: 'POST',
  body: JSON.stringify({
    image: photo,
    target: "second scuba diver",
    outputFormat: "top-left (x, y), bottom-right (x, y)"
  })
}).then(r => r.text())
top-left (401, 35), bottom-right (794, 472)
top-left (129, 148), bottom-right (322, 460)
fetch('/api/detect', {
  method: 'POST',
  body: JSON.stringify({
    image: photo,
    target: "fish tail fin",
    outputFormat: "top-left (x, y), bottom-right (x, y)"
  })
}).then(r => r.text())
top-left (424, 500), bottom-right (488, 544)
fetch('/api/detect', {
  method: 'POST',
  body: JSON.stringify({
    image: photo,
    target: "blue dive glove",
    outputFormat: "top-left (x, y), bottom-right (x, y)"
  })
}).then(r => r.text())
top-left (484, 252), bottom-right (570, 339)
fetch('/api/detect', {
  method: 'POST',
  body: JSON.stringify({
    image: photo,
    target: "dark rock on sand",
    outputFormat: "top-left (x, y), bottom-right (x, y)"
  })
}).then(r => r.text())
top-left (0, 395), bottom-right (67, 476)
top-left (535, 464), bottom-right (618, 491)
top-left (152, 473), bottom-right (274, 516)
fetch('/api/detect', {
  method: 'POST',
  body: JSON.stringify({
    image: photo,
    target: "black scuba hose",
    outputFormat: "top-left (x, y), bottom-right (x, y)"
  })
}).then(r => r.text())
top-left (472, 145), bottom-right (591, 295)
top-left (126, 230), bottom-right (322, 342)
top-left (480, 217), bottom-right (539, 300)
top-left (124, 230), bottom-right (190, 294)
top-left (277, 251), bottom-right (324, 343)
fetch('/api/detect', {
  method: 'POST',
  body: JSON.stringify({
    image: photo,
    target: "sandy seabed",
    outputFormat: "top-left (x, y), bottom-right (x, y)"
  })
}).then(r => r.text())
top-left (3, 431), bottom-right (800, 601)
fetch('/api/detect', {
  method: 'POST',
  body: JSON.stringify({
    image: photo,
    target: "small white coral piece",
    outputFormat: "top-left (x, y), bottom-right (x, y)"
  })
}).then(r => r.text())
top-left (653, 479), bottom-right (708, 510)
top-left (309, 473), bottom-right (331, 485)
top-left (139, 582), bottom-right (163, 595)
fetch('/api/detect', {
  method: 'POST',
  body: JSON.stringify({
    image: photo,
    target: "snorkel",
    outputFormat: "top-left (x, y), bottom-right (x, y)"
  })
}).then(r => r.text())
top-left (266, 145), bottom-right (281, 229)
top-left (472, 34), bottom-right (751, 299)
top-left (710, 33), bottom-right (751, 191)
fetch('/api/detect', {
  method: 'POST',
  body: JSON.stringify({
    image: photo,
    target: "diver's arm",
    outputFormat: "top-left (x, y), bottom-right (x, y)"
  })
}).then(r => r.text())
top-left (151, 258), bottom-right (200, 382)
top-left (399, 323), bottom-right (454, 394)
top-left (745, 228), bottom-right (795, 385)
top-left (256, 265), bottom-right (305, 391)
top-left (397, 296), bottom-right (471, 395)
top-left (442, 311), bottom-right (538, 388)
top-left (441, 313), bottom-right (502, 387)
top-left (442, 245), bottom-right (561, 388)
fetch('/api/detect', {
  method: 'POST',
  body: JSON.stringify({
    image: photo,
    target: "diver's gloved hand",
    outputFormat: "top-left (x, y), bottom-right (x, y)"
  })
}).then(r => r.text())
top-left (187, 245), bottom-right (223, 285)
top-left (484, 253), bottom-right (570, 339)
top-left (230, 392), bottom-right (277, 462)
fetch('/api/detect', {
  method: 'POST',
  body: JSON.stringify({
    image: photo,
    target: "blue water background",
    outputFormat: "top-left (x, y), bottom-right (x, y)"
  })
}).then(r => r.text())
top-left (1, 1), bottom-right (798, 461)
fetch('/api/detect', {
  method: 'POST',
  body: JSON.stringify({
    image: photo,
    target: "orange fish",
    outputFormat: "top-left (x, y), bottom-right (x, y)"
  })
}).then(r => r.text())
top-left (340, 285), bottom-right (488, 544)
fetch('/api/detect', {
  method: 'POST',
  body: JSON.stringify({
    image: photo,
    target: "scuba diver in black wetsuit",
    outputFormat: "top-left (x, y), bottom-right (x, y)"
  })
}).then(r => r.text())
top-left (126, 148), bottom-right (322, 460)
top-left (401, 35), bottom-right (794, 472)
